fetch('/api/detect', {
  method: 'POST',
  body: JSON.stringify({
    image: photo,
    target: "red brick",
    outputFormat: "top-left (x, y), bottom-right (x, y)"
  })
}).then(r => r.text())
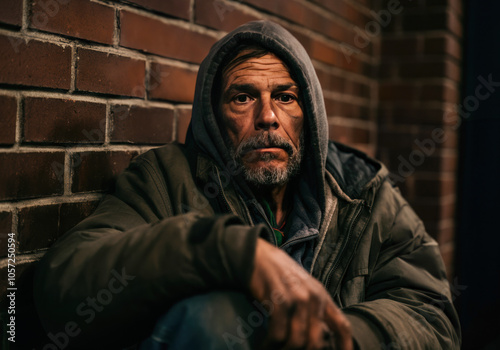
top-left (379, 82), bottom-right (418, 101)
top-left (112, 0), bottom-right (190, 20)
top-left (0, 152), bottom-right (65, 200)
top-left (393, 152), bottom-right (458, 174)
top-left (24, 97), bottom-right (106, 144)
top-left (316, 70), bottom-right (345, 93)
top-left (111, 105), bottom-right (174, 144)
top-left (324, 98), bottom-right (370, 120)
top-left (241, 0), bottom-right (363, 51)
top-left (0, 95), bottom-right (17, 145)
top-left (310, 39), bottom-right (366, 74)
top-left (71, 150), bottom-right (138, 193)
top-left (352, 0), bottom-right (371, 6)
top-left (76, 48), bottom-right (145, 97)
top-left (378, 128), bottom-right (416, 149)
top-left (195, 0), bottom-right (260, 32)
top-left (399, 59), bottom-right (460, 81)
top-left (403, 11), bottom-right (462, 37)
top-left (59, 200), bottom-right (100, 233)
top-left (30, 0), bottom-right (114, 45)
top-left (120, 10), bottom-right (216, 64)
top-left (0, 0), bottom-right (22, 26)
top-left (176, 107), bottom-right (192, 144)
top-left (309, 0), bottom-right (371, 27)
top-left (381, 36), bottom-right (420, 57)
top-left (427, 154), bottom-right (457, 173)
top-left (429, 0), bottom-right (462, 16)
top-left (17, 200), bottom-right (98, 252)
top-left (412, 201), bottom-right (446, 222)
top-left (415, 127), bottom-right (459, 150)
top-left (421, 83), bottom-right (459, 103)
top-left (0, 211), bottom-right (13, 257)
top-left (149, 63), bottom-right (197, 103)
top-left (346, 80), bottom-right (371, 99)
top-left (424, 35), bottom-right (461, 60)
top-left (18, 204), bottom-right (59, 252)
top-left (379, 105), bottom-right (449, 126)
top-left (413, 177), bottom-right (456, 197)
top-left (435, 222), bottom-right (455, 246)
top-left (0, 34), bottom-right (71, 90)
top-left (329, 122), bottom-right (371, 145)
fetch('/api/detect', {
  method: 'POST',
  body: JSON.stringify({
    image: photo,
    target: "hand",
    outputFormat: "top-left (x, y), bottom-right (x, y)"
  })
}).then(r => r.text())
top-left (249, 238), bottom-right (353, 350)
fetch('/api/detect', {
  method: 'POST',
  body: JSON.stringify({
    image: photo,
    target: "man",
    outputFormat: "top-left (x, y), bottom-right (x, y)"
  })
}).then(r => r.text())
top-left (34, 21), bottom-right (460, 349)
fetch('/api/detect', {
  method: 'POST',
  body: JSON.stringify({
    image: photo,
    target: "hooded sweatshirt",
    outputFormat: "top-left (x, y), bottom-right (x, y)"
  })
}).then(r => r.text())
top-left (33, 20), bottom-right (460, 349)
top-left (186, 20), bottom-right (334, 270)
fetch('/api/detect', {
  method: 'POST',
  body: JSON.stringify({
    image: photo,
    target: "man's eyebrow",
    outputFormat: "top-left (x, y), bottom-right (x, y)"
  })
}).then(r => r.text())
top-left (275, 83), bottom-right (299, 91)
top-left (225, 83), bottom-right (256, 93)
top-left (224, 82), bottom-right (299, 94)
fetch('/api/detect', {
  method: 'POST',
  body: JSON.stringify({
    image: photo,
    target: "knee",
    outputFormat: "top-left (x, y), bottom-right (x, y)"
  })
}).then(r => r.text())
top-left (177, 291), bottom-right (267, 343)
top-left (149, 291), bottom-right (267, 350)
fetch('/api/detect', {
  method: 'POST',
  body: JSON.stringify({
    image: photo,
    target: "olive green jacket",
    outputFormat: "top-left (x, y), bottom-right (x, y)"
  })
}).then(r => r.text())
top-left (34, 142), bottom-right (460, 349)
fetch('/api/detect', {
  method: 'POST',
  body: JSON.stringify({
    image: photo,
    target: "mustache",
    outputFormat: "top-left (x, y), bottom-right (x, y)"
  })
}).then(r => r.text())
top-left (236, 132), bottom-right (295, 157)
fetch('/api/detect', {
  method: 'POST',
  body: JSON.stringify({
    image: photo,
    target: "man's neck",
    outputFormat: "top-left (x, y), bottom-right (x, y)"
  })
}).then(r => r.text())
top-left (255, 183), bottom-right (290, 226)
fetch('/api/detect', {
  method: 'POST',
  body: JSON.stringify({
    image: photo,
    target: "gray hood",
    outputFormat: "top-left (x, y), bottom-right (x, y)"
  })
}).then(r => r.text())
top-left (185, 20), bottom-right (329, 210)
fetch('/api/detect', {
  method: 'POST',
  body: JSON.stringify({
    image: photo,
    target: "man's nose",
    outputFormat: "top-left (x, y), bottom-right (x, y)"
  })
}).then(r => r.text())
top-left (255, 98), bottom-right (279, 130)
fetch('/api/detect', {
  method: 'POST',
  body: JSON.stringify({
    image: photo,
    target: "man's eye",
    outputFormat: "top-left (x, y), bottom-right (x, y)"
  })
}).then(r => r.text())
top-left (277, 94), bottom-right (295, 103)
top-left (234, 94), bottom-right (251, 103)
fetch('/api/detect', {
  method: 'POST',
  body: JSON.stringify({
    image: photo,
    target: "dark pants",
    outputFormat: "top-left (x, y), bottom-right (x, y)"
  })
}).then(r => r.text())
top-left (140, 291), bottom-right (269, 350)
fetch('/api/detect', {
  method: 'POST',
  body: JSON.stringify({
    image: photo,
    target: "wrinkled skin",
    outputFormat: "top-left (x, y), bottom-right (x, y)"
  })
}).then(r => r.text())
top-left (220, 53), bottom-right (353, 350)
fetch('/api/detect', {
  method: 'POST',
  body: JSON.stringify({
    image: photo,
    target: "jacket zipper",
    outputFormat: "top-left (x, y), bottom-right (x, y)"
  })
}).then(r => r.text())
top-left (214, 167), bottom-right (232, 214)
top-left (324, 202), bottom-right (363, 289)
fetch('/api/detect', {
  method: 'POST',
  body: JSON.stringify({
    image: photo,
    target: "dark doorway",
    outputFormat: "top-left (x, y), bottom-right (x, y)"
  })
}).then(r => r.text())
top-left (457, 1), bottom-right (500, 349)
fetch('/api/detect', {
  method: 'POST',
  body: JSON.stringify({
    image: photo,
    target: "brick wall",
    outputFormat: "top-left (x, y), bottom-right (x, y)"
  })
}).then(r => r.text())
top-left (376, 0), bottom-right (462, 277)
top-left (0, 0), bottom-right (462, 347)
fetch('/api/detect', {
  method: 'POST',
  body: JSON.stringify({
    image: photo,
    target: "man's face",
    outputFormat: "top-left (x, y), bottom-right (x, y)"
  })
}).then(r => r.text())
top-left (220, 52), bottom-right (304, 187)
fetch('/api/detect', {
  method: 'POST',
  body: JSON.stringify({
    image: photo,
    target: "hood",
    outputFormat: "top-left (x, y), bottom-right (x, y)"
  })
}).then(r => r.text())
top-left (185, 20), bottom-right (329, 209)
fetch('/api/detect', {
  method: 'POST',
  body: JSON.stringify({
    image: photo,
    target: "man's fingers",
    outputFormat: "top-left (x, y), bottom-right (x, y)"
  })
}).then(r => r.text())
top-left (263, 291), bottom-right (290, 348)
top-left (324, 303), bottom-right (353, 350)
top-left (283, 291), bottom-right (310, 349)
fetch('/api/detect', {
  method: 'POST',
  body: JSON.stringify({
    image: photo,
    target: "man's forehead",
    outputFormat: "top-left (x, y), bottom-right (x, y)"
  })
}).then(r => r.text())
top-left (222, 52), bottom-right (297, 87)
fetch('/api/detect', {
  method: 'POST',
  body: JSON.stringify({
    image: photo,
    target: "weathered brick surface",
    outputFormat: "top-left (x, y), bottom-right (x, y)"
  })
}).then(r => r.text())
top-left (424, 35), bottom-right (461, 59)
top-left (0, 95), bottom-right (17, 145)
top-left (329, 123), bottom-right (372, 145)
top-left (0, 152), bottom-right (64, 201)
top-left (0, 34), bottom-right (71, 89)
top-left (376, 0), bottom-right (463, 274)
top-left (111, 105), bottom-right (174, 144)
top-left (30, 0), bottom-right (115, 44)
top-left (113, 0), bottom-right (190, 20)
top-left (148, 62), bottom-right (198, 103)
top-left (120, 10), bottom-right (216, 64)
top-left (18, 200), bottom-right (100, 252)
top-left (76, 49), bottom-right (146, 97)
top-left (195, 0), bottom-right (260, 32)
top-left (71, 151), bottom-right (139, 193)
top-left (24, 97), bottom-right (106, 144)
top-left (0, 0), bottom-right (22, 26)
top-left (309, 0), bottom-right (370, 27)
top-left (176, 107), bottom-right (192, 144)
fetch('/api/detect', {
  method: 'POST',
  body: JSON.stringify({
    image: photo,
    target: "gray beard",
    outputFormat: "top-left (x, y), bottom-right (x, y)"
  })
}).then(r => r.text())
top-left (228, 132), bottom-right (304, 187)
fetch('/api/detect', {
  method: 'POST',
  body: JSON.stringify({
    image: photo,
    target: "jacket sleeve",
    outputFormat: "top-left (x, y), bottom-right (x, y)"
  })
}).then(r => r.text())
top-left (33, 150), bottom-right (265, 348)
top-left (342, 185), bottom-right (461, 349)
